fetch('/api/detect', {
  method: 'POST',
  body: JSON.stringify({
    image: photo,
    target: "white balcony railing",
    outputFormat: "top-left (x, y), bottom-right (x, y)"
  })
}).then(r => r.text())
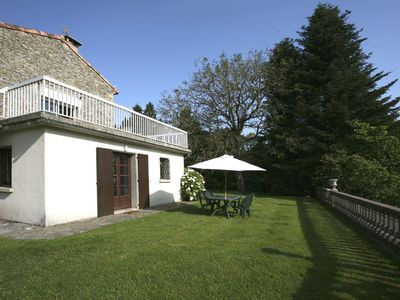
top-left (0, 76), bottom-right (188, 149)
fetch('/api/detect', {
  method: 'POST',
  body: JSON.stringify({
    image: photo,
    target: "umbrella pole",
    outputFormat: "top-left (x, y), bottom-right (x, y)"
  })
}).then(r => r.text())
top-left (224, 170), bottom-right (227, 199)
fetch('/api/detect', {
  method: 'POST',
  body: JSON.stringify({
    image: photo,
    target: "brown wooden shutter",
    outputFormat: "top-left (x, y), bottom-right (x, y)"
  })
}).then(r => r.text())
top-left (137, 154), bottom-right (150, 209)
top-left (96, 148), bottom-right (114, 216)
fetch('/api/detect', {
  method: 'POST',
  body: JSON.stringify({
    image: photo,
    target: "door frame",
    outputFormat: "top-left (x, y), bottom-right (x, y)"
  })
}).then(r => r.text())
top-left (112, 152), bottom-right (132, 210)
top-left (97, 148), bottom-right (141, 216)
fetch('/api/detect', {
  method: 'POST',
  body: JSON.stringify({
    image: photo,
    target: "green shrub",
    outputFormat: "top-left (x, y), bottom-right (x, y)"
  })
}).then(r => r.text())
top-left (315, 121), bottom-right (400, 207)
top-left (181, 168), bottom-right (205, 201)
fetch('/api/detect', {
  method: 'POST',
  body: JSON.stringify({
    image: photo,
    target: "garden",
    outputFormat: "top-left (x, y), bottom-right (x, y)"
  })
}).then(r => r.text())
top-left (1, 196), bottom-right (399, 299)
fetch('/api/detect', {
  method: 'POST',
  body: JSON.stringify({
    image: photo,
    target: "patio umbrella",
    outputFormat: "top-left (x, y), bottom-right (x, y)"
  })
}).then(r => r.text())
top-left (189, 154), bottom-right (266, 198)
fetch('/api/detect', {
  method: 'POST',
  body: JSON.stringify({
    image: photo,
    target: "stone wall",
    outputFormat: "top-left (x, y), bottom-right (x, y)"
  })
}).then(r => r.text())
top-left (0, 27), bottom-right (115, 101)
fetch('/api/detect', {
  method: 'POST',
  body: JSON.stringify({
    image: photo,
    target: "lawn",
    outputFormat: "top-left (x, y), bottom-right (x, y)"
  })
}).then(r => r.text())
top-left (1, 196), bottom-right (400, 299)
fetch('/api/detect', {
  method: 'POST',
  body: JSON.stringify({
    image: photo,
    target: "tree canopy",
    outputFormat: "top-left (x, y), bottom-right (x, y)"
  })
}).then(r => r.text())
top-left (159, 51), bottom-right (268, 190)
top-left (159, 51), bottom-right (267, 156)
top-left (316, 121), bottom-right (400, 206)
top-left (157, 3), bottom-right (400, 205)
top-left (264, 3), bottom-right (400, 194)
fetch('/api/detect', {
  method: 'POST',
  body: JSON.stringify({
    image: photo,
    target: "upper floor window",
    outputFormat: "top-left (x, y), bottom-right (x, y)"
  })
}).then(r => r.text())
top-left (160, 158), bottom-right (170, 181)
top-left (0, 147), bottom-right (12, 187)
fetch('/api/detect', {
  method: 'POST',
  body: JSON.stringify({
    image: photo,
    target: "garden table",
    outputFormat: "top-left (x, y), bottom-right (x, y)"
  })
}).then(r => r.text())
top-left (209, 195), bottom-right (241, 219)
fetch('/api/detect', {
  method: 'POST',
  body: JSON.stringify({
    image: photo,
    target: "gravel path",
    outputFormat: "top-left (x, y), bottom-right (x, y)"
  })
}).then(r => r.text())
top-left (0, 202), bottom-right (191, 240)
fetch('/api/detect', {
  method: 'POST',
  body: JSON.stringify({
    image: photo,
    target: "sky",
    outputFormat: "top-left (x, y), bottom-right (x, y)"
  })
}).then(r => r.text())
top-left (1, 0), bottom-right (400, 109)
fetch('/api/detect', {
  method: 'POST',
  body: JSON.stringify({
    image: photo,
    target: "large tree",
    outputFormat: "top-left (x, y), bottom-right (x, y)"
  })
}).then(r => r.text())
top-left (263, 39), bottom-right (307, 194)
top-left (264, 4), bottom-right (400, 194)
top-left (159, 51), bottom-right (267, 190)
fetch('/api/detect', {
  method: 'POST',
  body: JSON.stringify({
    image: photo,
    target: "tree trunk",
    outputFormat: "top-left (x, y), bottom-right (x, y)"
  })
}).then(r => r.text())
top-left (235, 172), bottom-right (246, 192)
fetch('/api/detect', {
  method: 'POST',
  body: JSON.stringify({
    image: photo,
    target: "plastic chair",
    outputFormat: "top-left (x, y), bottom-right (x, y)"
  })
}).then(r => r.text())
top-left (238, 193), bottom-right (255, 218)
top-left (200, 190), bottom-right (215, 210)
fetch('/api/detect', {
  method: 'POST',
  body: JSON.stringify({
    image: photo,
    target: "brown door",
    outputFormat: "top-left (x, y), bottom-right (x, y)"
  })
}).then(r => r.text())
top-left (137, 154), bottom-right (149, 209)
top-left (113, 153), bottom-right (132, 210)
top-left (97, 148), bottom-right (114, 217)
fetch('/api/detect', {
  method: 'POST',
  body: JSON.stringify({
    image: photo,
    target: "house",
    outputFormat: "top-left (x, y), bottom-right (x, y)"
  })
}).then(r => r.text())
top-left (0, 22), bottom-right (189, 226)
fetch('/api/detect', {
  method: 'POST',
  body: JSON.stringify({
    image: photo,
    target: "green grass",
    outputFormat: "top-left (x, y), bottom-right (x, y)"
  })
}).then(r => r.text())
top-left (1, 196), bottom-right (400, 299)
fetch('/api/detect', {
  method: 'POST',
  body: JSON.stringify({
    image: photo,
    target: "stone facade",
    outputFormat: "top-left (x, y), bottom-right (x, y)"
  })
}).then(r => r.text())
top-left (0, 26), bottom-right (116, 101)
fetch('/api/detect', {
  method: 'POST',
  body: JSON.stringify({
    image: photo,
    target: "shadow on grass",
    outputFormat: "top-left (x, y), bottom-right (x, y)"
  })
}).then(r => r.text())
top-left (160, 203), bottom-right (213, 216)
top-left (262, 247), bottom-right (313, 261)
top-left (294, 198), bottom-right (400, 299)
top-left (163, 201), bottom-right (244, 218)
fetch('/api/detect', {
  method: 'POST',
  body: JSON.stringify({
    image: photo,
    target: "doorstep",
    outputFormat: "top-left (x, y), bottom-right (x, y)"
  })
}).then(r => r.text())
top-left (114, 207), bottom-right (138, 214)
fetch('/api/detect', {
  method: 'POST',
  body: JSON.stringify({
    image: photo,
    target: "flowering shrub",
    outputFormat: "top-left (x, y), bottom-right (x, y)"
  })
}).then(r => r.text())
top-left (181, 168), bottom-right (205, 201)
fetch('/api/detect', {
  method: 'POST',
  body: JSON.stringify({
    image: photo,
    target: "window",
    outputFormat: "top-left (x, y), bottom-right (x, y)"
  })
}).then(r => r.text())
top-left (0, 147), bottom-right (12, 187)
top-left (160, 158), bottom-right (170, 180)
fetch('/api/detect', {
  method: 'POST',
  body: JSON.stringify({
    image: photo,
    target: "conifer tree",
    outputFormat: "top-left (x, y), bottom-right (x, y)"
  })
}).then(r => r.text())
top-left (263, 39), bottom-right (307, 194)
top-left (144, 102), bottom-right (157, 119)
top-left (265, 4), bottom-right (400, 194)
top-left (298, 4), bottom-right (399, 140)
top-left (133, 104), bottom-right (143, 114)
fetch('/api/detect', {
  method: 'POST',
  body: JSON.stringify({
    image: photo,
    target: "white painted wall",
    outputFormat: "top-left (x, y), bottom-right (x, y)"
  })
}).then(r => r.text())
top-left (0, 129), bottom-right (46, 225)
top-left (43, 128), bottom-right (184, 226)
top-left (148, 153), bottom-right (184, 206)
top-left (0, 127), bottom-right (185, 226)
top-left (44, 130), bottom-right (98, 226)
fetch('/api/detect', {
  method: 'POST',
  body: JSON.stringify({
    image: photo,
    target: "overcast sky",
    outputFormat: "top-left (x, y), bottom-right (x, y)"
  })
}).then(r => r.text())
top-left (1, 0), bottom-right (399, 109)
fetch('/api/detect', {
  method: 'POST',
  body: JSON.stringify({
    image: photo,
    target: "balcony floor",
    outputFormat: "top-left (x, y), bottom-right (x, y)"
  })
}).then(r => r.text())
top-left (0, 195), bottom-right (399, 299)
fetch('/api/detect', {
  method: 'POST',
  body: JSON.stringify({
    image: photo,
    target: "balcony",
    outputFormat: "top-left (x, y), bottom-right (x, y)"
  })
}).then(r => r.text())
top-left (0, 76), bottom-right (188, 149)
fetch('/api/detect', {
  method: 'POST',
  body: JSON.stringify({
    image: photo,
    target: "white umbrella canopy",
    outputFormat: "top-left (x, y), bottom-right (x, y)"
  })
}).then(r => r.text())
top-left (189, 155), bottom-right (266, 197)
top-left (189, 155), bottom-right (266, 171)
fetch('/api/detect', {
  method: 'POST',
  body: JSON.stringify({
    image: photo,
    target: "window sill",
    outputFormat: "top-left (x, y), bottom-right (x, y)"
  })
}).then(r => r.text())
top-left (0, 187), bottom-right (13, 193)
top-left (159, 179), bottom-right (171, 183)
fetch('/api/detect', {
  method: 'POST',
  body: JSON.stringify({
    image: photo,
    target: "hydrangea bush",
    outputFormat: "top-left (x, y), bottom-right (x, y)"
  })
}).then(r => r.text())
top-left (181, 168), bottom-right (205, 201)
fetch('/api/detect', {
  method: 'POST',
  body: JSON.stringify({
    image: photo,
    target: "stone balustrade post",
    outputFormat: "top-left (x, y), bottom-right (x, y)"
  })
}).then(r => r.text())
top-left (328, 179), bottom-right (338, 208)
top-left (329, 179), bottom-right (338, 191)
